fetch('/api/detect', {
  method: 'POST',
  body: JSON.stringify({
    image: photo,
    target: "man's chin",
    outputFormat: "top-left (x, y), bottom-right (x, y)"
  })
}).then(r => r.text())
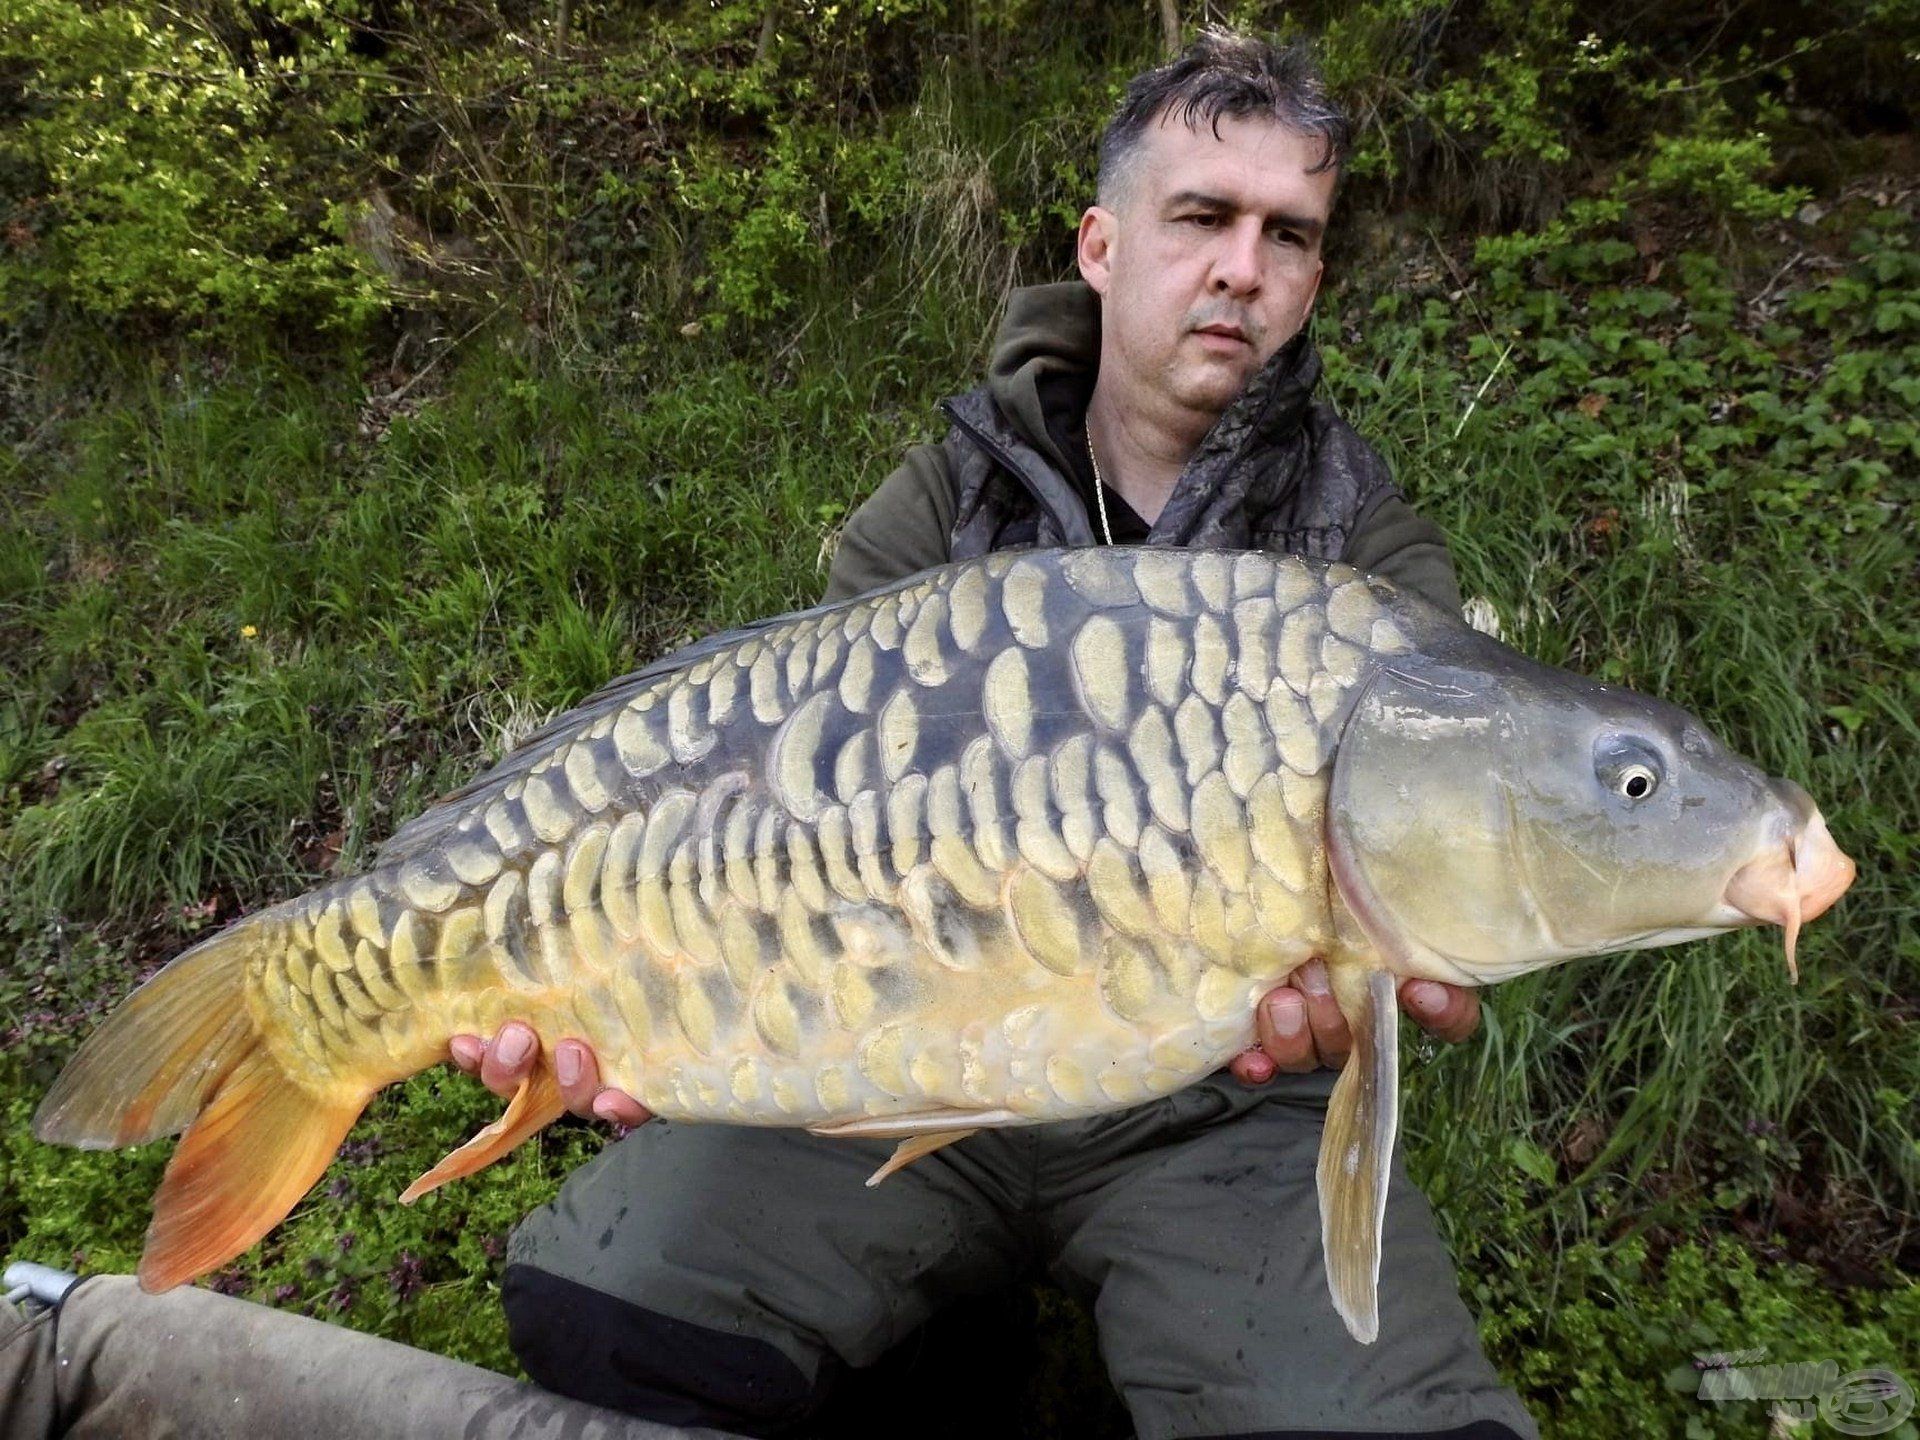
top-left (1170, 368), bottom-right (1251, 415)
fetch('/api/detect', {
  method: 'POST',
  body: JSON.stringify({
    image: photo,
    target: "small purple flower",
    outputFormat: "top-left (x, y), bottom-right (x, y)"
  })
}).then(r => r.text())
top-left (389, 1252), bottom-right (427, 1302)
top-left (273, 1283), bottom-right (299, 1305)
top-left (337, 1232), bottom-right (357, 1253)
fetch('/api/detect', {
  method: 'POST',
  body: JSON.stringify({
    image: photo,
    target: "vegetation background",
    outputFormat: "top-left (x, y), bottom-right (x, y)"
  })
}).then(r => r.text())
top-left (1, 1), bottom-right (1916, 1434)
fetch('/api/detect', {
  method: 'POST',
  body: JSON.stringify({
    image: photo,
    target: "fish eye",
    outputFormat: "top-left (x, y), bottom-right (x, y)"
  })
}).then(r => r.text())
top-left (1594, 737), bottom-right (1664, 804)
top-left (1616, 764), bottom-right (1658, 801)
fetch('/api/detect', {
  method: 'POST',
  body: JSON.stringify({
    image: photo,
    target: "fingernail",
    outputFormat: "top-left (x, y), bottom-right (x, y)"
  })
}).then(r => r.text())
top-left (591, 1092), bottom-right (626, 1123)
top-left (1298, 960), bottom-right (1330, 996)
top-left (555, 1045), bottom-right (580, 1088)
top-left (449, 1036), bottom-right (480, 1069)
top-left (1270, 994), bottom-right (1303, 1037)
top-left (495, 1027), bottom-right (533, 1069)
top-left (1241, 1051), bottom-right (1275, 1083)
top-left (1407, 981), bottom-right (1447, 1019)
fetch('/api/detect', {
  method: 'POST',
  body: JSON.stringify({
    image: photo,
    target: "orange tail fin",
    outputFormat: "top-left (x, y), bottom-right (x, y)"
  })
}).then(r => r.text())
top-left (33, 918), bottom-right (370, 1292)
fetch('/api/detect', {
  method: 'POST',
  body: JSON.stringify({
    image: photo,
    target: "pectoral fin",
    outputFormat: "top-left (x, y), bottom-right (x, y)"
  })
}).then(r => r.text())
top-left (1316, 967), bottom-right (1401, 1345)
top-left (399, 1067), bottom-right (567, 1204)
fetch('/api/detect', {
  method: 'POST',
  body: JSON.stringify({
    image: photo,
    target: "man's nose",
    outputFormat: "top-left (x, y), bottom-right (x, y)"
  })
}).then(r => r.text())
top-left (1209, 219), bottom-right (1264, 296)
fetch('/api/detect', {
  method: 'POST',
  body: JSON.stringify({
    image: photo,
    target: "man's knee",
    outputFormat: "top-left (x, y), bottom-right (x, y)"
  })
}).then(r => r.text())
top-left (502, 1263), bottom-right (832, 1436)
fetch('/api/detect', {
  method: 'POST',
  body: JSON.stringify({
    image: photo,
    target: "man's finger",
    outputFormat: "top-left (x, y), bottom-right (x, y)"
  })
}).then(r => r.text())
top-left (1230, 1044), bottom-right (1278, 1085)
top-left (448, 1034), bottom-right (484, 1075)
top-left (1400, 979), bottom-right (1481, 1045)
top-left (479, 1020), bottom-right (539, 1099)
top-left (1253, 988), bottom-right (1320, 1074)
top-left (552, 1037), bottom-right (652, 1126)
top-left (1293, 959), bottom-right (1351, 1067)
top-left (553, 1038), bottom-right (602, 1119)
top-left (591, 1091), bottom-right (653, 1128)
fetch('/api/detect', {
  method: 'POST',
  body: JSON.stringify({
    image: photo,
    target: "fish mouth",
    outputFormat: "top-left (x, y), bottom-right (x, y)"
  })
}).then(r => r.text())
top-left (1722, 795), bottom-right (1856, 984)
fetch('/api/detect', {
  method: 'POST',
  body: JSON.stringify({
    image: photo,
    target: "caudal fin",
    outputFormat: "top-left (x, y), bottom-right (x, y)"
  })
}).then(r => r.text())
top-left (33, 920), bottom-right (369, 1292)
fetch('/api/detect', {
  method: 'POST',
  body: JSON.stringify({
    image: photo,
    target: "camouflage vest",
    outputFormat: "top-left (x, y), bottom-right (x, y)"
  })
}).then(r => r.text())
top-left (940, 332), bottom-right (1397, 563)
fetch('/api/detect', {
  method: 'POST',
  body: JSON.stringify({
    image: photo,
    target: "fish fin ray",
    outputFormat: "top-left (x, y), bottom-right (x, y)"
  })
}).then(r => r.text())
top-left (399, 1068), bottom-right (567, 1204)
top-left (35, 918), bottom-right (276, 1148)
top-left (808, 1107), bottom-right (1021, 1140)
top-left (137, 1050), bottom-right (365, 1293)
top-left (865, 1129), bottom-right (979, 1187)
top-left (30, 909), bottom-right (373, 1294)
top-left (1316, 966), bottom-right (1400, 1345)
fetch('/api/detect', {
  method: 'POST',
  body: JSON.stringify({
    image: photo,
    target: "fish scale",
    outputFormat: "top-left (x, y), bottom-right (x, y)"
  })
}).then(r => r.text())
top-left (237, 550), bottom-right (1367, 1134)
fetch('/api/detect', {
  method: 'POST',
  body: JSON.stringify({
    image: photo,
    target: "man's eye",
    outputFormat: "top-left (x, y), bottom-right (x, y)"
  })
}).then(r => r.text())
top-left (1269, 230), bottom-right (1303, 247)
top-left (1183, 213), bottom-right (1221, 228)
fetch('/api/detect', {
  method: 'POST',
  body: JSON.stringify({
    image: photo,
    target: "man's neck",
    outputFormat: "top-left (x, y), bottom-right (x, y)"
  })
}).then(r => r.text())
top-left (1083, 371), bottom-right (1218, 528)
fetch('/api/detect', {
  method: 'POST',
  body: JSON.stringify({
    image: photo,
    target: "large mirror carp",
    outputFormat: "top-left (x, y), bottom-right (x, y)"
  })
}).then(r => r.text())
top-left (34, 547), bottom-right (1854, 1343)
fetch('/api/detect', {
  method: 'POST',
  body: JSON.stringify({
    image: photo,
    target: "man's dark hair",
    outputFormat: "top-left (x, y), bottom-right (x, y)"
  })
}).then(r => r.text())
top-left (1096, 28), bottom-right (1351, 208)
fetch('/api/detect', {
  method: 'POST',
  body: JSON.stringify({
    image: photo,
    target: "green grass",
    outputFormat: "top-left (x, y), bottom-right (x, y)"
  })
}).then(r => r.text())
top-left (3, 180), bottom-right (1915, 1440)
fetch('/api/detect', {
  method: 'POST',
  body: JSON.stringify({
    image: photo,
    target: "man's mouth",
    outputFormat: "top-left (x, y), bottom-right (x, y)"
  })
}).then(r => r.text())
top-left (1192, 324), bottom-right (1251, 350)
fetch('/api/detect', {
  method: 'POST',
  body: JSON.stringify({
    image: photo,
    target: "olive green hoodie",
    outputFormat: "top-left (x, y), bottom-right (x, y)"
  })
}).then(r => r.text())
top-left (824, 282), bottom-right (1460, 613)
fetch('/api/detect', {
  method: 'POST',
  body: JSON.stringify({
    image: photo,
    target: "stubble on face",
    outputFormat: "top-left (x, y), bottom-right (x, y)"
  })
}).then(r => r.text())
top-left (1089, 112), bottom-right (1335, 426)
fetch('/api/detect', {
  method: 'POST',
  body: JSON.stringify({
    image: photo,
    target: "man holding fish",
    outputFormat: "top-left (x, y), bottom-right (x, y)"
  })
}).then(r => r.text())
top-left (457, 29), bottom-right (1533, 1440)
top-left (7, 25), bottom-right (1851, 1440)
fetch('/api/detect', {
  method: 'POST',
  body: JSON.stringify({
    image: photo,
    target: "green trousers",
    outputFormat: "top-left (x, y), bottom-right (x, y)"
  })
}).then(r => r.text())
top-left (505, 1071), bottom-right (1540, 1439)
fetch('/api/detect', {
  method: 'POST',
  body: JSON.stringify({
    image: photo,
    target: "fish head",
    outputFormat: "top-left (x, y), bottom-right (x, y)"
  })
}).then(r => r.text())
top-left (1325, 648), bottom-right (1854, 986)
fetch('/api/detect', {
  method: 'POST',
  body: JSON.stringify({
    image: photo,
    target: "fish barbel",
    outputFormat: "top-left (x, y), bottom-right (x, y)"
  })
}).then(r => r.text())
top-left (33, 547), bottom-right (1855, 1342)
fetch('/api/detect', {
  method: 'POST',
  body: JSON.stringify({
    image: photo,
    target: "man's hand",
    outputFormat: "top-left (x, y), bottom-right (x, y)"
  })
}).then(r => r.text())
top-left (1228, 959), bottom-right (1480, 1083)
top-left (447, 1023), bottom-right (652, 1128)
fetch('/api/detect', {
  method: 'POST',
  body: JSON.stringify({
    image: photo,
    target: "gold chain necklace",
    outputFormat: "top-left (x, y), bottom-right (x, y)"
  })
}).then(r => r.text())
top-left (1087, 433), bottom-right (1116, 547)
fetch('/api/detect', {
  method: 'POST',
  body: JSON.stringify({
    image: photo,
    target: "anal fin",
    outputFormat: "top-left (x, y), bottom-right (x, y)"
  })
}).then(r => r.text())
top-left (399, 1067), bottom-right (566, 1204)
top-left (1316, 966), bottom-right (1401, 1345)
top-left (866, 1129), bottom-right (978, 1187)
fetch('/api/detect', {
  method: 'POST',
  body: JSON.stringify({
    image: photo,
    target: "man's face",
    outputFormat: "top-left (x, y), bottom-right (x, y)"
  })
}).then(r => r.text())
top-left (1079, 111), bottom-right (1334, 418)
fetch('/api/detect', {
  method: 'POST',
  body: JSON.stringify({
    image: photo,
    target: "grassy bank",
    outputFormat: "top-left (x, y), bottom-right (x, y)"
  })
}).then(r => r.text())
top-left (4, 188), bottom-right (1914, 1432)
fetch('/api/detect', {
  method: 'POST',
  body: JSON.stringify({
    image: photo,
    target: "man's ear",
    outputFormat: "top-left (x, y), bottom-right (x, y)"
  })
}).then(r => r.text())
top-left (1077, 206), bottom-right (1117, 296)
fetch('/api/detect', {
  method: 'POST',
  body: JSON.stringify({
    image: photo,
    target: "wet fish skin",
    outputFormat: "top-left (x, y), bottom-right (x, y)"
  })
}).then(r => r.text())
top-left (249, 547), bottom-right (1388, 1129)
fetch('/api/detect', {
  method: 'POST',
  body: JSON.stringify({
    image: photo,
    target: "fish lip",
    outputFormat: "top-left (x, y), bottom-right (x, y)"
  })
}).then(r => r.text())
top-left (1790, 808), bottom-right (1855, 923)
top-left (1723, 806), bottom-right (1856, 984)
